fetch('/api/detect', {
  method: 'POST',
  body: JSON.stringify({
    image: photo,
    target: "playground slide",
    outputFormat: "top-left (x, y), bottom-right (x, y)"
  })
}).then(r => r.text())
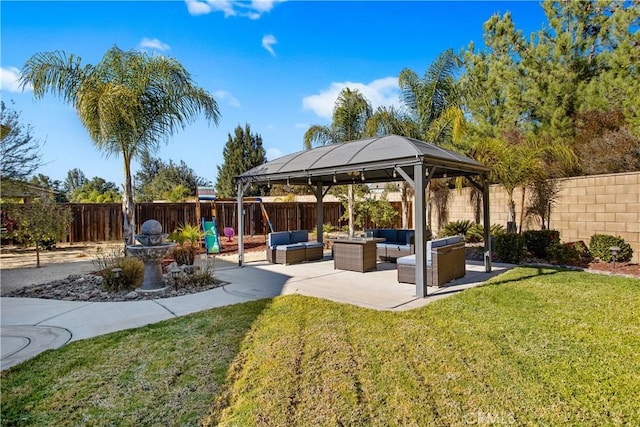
top-left (202, 217), bottom-right (221, 254)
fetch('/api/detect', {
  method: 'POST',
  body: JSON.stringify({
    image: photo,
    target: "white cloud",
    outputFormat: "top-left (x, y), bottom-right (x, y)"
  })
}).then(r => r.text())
top-left (185, 0), bottom-right (213, 15)
top-left (1, 67), bottom-right (31, 92)
top-left (266, 147), bottom-right (283, 160)
top-left (185, 0), bottom-right (283, 18)
top-left (302, 77), bottom-right (400, 120)
top-left (213, 90), bottom-right (240, 108)
top-left (139, 38), bottom-right (171, 52)
top-left (262, 34), bottom-right (277, 57)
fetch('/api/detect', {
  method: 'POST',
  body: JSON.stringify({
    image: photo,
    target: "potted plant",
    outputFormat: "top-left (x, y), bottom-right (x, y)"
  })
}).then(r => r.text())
top-left (168, 223), bottom-right (204, 266)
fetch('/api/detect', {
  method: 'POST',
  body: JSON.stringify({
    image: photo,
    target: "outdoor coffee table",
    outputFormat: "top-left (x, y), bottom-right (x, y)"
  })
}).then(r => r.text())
top-left (329, 237), bottom-right (385, 273)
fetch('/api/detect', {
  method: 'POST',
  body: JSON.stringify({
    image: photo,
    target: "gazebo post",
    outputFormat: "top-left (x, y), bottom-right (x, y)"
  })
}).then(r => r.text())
top-left (482, 174), bottom-right (492, 273)
top-left (237, 181), bottom-right (244, 267)
top-left (414, 163), bottom-right (428, 297)
top-left (316, 181), bottom-right (324, 245)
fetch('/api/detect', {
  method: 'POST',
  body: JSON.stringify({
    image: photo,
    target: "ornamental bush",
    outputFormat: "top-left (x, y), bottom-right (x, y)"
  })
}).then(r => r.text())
top-left (547, 243), bottom-right (581, 265)
top-left (589, 234), bottom-right (633, 262)
top-left (493, 233), bottom-right (526, 264)
top-left (523, 230), bottom-right (560, 259)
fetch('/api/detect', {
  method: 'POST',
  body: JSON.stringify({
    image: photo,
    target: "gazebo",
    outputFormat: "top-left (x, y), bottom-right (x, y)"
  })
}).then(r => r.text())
top-left (235, 134), bottom-right (492, 297)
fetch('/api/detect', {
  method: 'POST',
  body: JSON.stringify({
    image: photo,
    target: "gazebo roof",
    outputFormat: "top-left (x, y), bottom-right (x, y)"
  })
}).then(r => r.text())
top-left (237, 134), bottom-right (490, 185)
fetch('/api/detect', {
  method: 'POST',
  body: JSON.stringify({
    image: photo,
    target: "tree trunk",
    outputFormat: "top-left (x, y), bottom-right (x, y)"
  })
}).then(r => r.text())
top-left (518, 186), bottom-right (526, 233)
top-left (348, 184), bottom-right (355, 237)
top-left (122, 155), bottom-right (135, 251)
top-left (507, 196), bottom-right (517, 234)
top-left (400, 184), bottom-right (408, 229)
top-left (36, 242), bottom-right (41, 268)
top-left (426, 183), bottom-right (432, 232)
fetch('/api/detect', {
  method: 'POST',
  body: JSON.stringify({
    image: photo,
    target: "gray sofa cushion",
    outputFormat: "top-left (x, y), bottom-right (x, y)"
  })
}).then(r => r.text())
top-left (397, 230), bottom-right (415, 245)
top-left (290, 230), bottom-right (309, 244)
top-left (396, 254), bottom-right (414, 265)
top-left (268, 231), bottom-right (291, 248)
top-left (303, 241), bottom-right (324, 248)
top-left (276, 243), bottom-right (306, 251)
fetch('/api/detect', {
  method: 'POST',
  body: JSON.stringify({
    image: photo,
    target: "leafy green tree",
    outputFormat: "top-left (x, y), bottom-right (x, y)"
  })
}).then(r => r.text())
top-left (1, 101), bottom-right (43, 186)
top-left (70, 177), bottom-right (121, 203)
top-left (135, 153), bottom-right (208, 202)
top-left (20, 46), bottom-right (220, 245)
top-left (365, 191), bottom-right (399, 229)
top-left (4, 197), bottom-right (73, 267)
top-left (215, 124), bottom-right (267, 198)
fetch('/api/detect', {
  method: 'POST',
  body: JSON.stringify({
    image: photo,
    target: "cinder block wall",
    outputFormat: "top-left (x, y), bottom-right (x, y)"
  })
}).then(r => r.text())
top-left (443, 171), bottom-right (639, 263)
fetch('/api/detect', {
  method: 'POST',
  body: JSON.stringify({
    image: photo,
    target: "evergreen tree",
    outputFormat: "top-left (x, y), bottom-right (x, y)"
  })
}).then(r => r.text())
top-left (29, 174), bottom-right (67, 202)
top-left (215, 124), bottom-right (267, 198)
top-left (63, 168), bottom-right (87, 198)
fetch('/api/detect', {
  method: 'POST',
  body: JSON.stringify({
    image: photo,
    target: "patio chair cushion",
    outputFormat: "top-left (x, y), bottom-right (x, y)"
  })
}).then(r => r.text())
top-left (396, 254), bottom-right (415, 266)
top-left (376, 229), bottom-right (399, 243)
top-left (268, 231), bottom-right (291, 248)
top-left (276, 243), bottom-right (306, 251)
top-left (303, 241), bottom-right (324, 249)
top-left (397, 229), bottom-right (415, 245)
top-left (290, 230), bottom-right (309, 244)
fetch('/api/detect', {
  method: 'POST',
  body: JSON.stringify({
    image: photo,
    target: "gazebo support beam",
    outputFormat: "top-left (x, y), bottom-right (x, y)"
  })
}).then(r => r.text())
top-left (316, 181), bottom-right (324, 245)
top-left (482, 174), bottom-right (492, 272)
top-left (237, 181), bottom-right (250, 267)
top-left (414, 163), bottom-right (428, 297)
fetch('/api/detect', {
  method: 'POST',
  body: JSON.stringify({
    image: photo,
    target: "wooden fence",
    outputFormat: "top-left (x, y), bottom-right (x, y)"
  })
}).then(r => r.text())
top-left (64, 201), bottom-right (406, 243)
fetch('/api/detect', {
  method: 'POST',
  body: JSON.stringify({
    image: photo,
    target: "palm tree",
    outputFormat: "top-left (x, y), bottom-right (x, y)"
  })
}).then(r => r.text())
top-left (20, 46), bottom-right (220, 245)
top-left (304, 88), bottom-right (372, 236)
top-left (395, 49), bottom-right (466, 230)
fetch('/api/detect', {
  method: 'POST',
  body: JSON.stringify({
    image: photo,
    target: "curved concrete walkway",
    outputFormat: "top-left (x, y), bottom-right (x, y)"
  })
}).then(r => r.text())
top-left (1, 257), bottom-right (512, 370)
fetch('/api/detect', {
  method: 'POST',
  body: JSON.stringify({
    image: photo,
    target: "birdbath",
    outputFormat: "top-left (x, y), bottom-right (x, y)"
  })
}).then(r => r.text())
top-left (127, 219), bottom-right (176, 292)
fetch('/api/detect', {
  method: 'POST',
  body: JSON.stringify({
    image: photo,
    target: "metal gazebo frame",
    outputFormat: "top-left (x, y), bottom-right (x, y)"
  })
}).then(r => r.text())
top-left (235, 135), bottom-right (492, 298)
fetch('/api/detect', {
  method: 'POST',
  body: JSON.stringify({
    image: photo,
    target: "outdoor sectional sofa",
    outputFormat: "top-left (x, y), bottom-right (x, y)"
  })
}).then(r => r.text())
top-left (396, 235), bottom-right (465, 287)
top-left (266, 230), bottom-right (324, 265)
top-left (365, 228), bottom-right (416, 262)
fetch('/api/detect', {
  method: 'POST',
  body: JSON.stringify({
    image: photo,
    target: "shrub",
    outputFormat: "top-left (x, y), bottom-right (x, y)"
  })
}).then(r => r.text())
top-left (173, 246), bottom-right (196, 266)
top-left (493, 233), bottom-right (526, 264)
top-left (466, 223), bottom-right (506, 243)
top-left (439, 220), bottom-right (473, 238)
top-left (523, 230), bottom-right (561, 259)
top-left (589, 234), bottom-right (633, 262)
top-left (547, 243), bottom-right (581, 265)
top-left (93, 247), bottom-right (144, 292)
top-left (115, 256), bottom-right (144, 290)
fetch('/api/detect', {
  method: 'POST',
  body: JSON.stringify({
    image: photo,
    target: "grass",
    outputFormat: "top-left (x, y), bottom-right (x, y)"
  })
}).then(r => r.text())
top-left (2, 267), bottom-right (639, 426)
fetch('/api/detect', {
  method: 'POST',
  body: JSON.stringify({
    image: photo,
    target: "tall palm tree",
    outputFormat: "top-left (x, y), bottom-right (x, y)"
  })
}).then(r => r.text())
top-left (395, 49), bottom-right (466, 230)
top-left (20, 46), bottom-right (220, 245)
top-left (304, 88), bottom-right (372, 236)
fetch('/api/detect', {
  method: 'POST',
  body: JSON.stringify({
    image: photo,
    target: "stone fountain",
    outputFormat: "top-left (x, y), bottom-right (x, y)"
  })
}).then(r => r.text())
top-left (127, 219), bottom-right (176, 292)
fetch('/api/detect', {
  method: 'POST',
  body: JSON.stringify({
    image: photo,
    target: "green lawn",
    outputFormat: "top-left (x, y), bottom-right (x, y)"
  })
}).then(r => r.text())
top-left (2, 267), bottom-right (639, 426)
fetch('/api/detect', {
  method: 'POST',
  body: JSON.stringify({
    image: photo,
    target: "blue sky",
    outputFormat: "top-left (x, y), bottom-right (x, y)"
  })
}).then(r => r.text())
top-left (1, 1), bottom-right (547, 188)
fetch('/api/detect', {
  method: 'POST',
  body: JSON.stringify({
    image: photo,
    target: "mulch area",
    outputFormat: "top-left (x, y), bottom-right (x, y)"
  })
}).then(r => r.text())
top-left (215, 234), bottom-right (267, 255)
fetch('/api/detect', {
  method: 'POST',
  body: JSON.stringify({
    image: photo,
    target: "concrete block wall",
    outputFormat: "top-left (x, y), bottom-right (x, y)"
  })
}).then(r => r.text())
top-left (443, 172), bottom-right (640, 263)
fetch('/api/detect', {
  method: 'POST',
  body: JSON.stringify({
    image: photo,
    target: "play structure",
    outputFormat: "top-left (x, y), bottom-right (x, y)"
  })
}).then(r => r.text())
top-left (196, 187), bottom-right (274, 254)
top-left (196, 186), bottom-right (220, 254)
